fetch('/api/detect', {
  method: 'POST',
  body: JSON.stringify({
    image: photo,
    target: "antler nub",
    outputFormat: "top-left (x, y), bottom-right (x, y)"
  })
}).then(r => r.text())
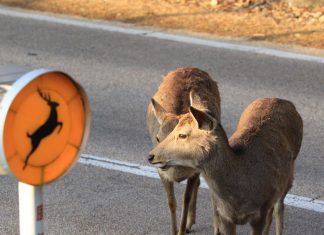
top-left (37, 87), bottom-right (51, 102)
top-left (46, 93), bottom-right (51, 102)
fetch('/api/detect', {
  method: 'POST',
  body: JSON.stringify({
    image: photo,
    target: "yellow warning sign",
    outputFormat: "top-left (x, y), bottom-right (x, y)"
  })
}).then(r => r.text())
top-left (0, 70), bottom-right (90, 185)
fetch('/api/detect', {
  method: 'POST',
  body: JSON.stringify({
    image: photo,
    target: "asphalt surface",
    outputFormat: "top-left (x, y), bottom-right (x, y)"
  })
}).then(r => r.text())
top-left (0, 7), bottom-right (323, 234)
top-left (1, 164), bottom-right (324, 235)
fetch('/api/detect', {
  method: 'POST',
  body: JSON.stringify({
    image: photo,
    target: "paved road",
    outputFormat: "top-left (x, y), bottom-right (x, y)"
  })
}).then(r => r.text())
top-left (0, 7), bottom-right (323, 234)
top-left (1, 164), bottom-right (324, 235)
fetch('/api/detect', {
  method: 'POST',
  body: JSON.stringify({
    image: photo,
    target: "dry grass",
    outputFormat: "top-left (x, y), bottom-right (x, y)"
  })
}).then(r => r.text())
top-left (0, 0), bottom-right (324, 49)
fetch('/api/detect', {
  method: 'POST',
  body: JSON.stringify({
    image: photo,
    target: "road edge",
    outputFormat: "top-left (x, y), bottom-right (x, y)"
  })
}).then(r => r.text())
top-left (0, 5), bottom-right (324, 64)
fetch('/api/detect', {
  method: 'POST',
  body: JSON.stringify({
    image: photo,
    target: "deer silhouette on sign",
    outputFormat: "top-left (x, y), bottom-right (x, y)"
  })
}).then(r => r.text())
top-left (23, 88), bottom-right (63, 170)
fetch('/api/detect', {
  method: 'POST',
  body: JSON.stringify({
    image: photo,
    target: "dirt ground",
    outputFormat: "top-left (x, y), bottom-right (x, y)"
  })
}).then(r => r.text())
top-left (0, 0), bottom-right (324, 50)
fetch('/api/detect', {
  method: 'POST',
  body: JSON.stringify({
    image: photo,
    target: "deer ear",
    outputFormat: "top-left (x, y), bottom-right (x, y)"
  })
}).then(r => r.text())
top-left (189, 89), bottom-right (208, 112)
top-left (151, 98), bottom-right (167, 125)
top-left (189, 106), bottom-right (217, 131)
top-left (189, 89), bottom-right (201, 107)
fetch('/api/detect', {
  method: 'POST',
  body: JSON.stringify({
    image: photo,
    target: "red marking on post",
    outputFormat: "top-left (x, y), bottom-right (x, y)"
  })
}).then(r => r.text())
top-left (37, 204), bottom-right (43, 221)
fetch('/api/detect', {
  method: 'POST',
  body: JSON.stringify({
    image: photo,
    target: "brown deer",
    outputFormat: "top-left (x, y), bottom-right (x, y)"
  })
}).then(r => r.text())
top-left (23, 88), bottom-right (63, 170)
top-left (149, 97), bottom-right (303, 235)
top-left (147, 67), bottom-right (221, 235)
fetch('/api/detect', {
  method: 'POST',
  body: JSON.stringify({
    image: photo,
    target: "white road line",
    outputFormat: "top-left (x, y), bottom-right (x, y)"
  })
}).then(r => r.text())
top-left (79, 154), bottom-right (324, 213)
top-left (0, 7), bottom-right (324, 64)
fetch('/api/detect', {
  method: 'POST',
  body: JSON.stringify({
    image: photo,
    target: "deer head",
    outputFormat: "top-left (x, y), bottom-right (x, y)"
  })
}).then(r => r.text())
top-left (149, 92), bottom-right (218, 170)
top-left (37, 88), bottom-right (59, 108)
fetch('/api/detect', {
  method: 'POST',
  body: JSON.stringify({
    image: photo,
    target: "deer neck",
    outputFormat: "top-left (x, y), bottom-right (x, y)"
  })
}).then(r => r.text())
top-left (200, 124), bottom-right (239, 199)
top-left (49, 106), bottom-right (57, 117)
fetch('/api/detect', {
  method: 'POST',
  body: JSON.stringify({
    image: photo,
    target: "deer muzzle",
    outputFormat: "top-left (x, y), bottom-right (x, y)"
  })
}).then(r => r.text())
top-left (147, 154), bottom-right (154, 163)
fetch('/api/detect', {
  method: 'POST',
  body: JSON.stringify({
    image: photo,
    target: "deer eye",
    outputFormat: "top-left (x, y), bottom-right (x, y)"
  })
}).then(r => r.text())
top-left (156, 136), bottom-right (160, 143)
top-left (178, 134), bottom-right (187, 139)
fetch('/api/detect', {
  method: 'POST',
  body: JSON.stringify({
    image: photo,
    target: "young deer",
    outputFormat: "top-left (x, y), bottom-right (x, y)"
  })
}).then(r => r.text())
top-left (149, 96), bottom-right (303, 235)
top-left (147, 67), bottom-right (221, 235)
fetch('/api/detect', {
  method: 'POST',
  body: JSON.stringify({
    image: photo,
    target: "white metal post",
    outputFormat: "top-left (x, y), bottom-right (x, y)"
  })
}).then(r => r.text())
top-left (18, 182), bottom-right (44, 235)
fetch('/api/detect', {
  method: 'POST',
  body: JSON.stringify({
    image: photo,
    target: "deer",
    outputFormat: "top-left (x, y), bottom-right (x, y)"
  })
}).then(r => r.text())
top-left (147, 67), bottom-right (221, 235)
top-left (149, 95), bottom-right (303, 235)
top-left (23, 88), bottom-right (63, 170)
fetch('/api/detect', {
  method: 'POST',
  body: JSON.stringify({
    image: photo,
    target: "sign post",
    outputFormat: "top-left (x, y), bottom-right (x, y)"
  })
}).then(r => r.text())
top-left (0, 65), bottom-right (90, 235)
top-left (19, 182), bottom-right (44, 235)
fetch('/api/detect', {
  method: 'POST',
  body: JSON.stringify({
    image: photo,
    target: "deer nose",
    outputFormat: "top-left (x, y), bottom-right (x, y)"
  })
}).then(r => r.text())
top-left (148, 154), bottom-right (155, 163)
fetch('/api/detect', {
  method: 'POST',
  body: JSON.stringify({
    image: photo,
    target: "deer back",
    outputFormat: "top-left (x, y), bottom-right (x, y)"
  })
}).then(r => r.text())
top-left (229, 98), bottom-right (303, 159)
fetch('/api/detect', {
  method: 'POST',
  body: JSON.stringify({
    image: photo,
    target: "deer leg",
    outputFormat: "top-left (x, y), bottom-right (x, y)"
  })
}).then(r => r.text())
top-left (262, 207), bottom-right (274, 235)
top-left (160, 176), bottom-right (177, 235)
top-left (23, 151), bottom-right (33, 170)
top-left (274, 200), bottom-right (284, 235)
top-left (274, 183), bottom-right (291, 235)
top-left (23, 141), bottom-right (39, 170)
top-left (57, 122), bottom-right (63, 133)
top-left (250, 219), bottom-right (266, 235)
top-left (211, 194), bottom-right (221, 235)
top-left (23, 148), bottom-right (36, 170)
top-left (185, 174), bottom-right (200, 233)
top-left (178, 175), bottom-right (199, 235)
top-left (219, 216), bottom-right (236, 235)
top-left (250, 207), bottom-right (270, 235)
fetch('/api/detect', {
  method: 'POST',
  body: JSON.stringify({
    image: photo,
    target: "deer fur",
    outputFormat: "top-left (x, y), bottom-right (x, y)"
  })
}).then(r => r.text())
top-left (149, 97), bottom-right (303, 235)
top-left (147, 67), bottom-right (221, 235)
